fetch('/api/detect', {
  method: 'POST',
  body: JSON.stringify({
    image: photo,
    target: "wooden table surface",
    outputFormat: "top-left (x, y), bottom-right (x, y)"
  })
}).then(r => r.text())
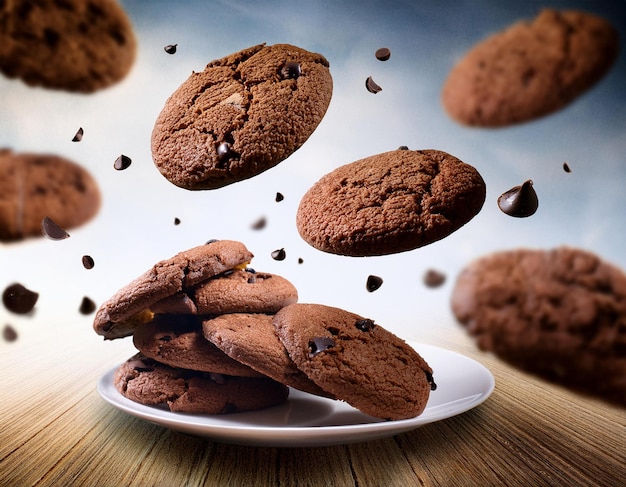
top-left (1, 316), bottom-right (624, 487)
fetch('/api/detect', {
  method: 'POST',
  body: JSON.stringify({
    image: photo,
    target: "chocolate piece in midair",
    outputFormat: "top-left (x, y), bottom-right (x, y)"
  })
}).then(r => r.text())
top-left (82, 255), bottom-right (95, 269)
top-left (275, 192), bottom-right (284, 202)
top-left (271, 248), bottom-right (286, 261)
top-left (424, 269), bottom-right (446, 288)
top-left (3, 324), bottom-right (18, 342)
top-left (497, 180), bottom-right (538, 217)
top-left (251, 216), bottom-right (266, 230)
top-left (114, 154), bottom-right (132, 170)
top-left (3, 283), bottom-right (39, 314)
top-left (365, 76), bottom-right (382, 94)
top-left (563, 162), bottom-right (572, 173)
top-left (72, 127), bottom-right (84, 142)
top-left (79, 296), bottom-right (97, 315)
top-left (366, 275), bottom-right (383, 292)
top-left (164, 44), bottom-right (177, 54)
top-left (298, 257), bottom-right (304, 264)
top-left (41, 216), bottom-right (70, 240)
top-left (280, 61), bottom-right (301, 79)
top-left (309, 336), bottom-right (335, 356)
top-left (375, 47), bottom-right (391, 61)
top-left (174, 217), bottom-right (181, 225)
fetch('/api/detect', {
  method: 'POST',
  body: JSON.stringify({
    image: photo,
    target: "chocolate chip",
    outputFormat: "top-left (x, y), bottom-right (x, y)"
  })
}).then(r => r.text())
top-left (251, 216), bottom-right (267, 230)
top-left (271, 248), bottom-right (286, 261)
top-left (158, 334), bottom-right (172, 342)
top-left (498, 180), bottom-right (539, 217)
top-left (82, 255), bottom-right (95, 269)
top-left (174, 217), bottom-right (181, 225)
top-left (114, 154), bottom-right (132, 170)
top-left (275, 192), bottom-right (284, 202)
top-left (79, 296), bottom-right (96, 315)
top-left (72, 127), bottom-right (84, 142)
top-left (365, 76), bottom-right (382, 94)
top-left (423, 269), bottom-right (446, 288)
top-left (3, 324), bottom-right (18, 342)
top-left (309, 336), bottom-right (335, 356)
top-left (245, 267), bottom-right (257, 274)
top-left (366, 275), bottom-right (383, 292)
top-left (298, 257), bottom-right (304, 264)
top-left (425, 370), bottom-right (437, 391)
top-left (280, 61), bottom-right (301, 79)
top-left (563, 162), bottom-right (572, 173)
top-left (41, 216), bottom-right (70, 240)
top-left (206, 239), bottom-right (220, 244)
top-left (164, 44), bottom-right (177, 54)
top-left (3, 283), bottom-right (39, 314)
top-left (217, 142), bottom-right (233, 162)
top-left (375, 47), bottom-right (391, 61)
top-left (398, 145), bottom-right (409, 150)
top-left (355, 318), bottom-right (376, 332)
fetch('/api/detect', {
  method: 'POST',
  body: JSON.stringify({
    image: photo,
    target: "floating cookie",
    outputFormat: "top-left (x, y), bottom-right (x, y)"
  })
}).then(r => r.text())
top-left (151, 43), bottom-right (333, 190)
top-left (0, 0), bottom-right (136, 92)
top-left (451, 247), bottom-right (626, 405)
top-left (442, 9), bottom-right (619, 126)
top-left (114, 353), bottom-right (289, 414)
top-left (296, 149), bottom-right (485, 256)
top-left (0, 149), bottom-right (101, 242)
top-left (273, 303), bottom-right (435, 420)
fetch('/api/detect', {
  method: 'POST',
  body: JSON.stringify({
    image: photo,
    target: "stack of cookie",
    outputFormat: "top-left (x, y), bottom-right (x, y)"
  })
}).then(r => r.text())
top-left (94, 239), bottom-right (435, 420)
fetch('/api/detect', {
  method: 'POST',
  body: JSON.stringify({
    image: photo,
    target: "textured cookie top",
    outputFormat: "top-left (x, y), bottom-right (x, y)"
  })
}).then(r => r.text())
top-left (93, 240), bottom-right (254, 339)
top-left (0, 0), bottom-right (136, 92)
top-left (273, 303), bottom-right (435, 420)
top-left (151, 43), bottom-right (333, 190)
top-left (442, 9), bottom-right (619, 127)
top-left (296, 149), bottom-right (486, 256)
top-left (0, 149), bottom-right (101, 242)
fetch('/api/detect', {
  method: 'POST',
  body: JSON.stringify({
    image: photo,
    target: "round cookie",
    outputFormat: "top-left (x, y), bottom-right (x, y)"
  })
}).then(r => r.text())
top-left (151, 43), bottom-right (333, 190)
top-left (0, 149), bottom-right (101, 242)
top-left (114, 353), bottom-right (289, 414)
top-left (451, 247), bottom-right (626, 405)
top-left (296, 149), bottom-right (486, 256)
top-left (273, 303), bottom-right (435, 420)
top-left (93, 240), bottom-right (254, 339)
top-left (442, 9), bottom-right (619, 127)
top-left (0, 0), bottom-right (136, 92)
top-left (202, 313), bottom-right (332, 397)
top-left (132, 315), bottom-right (264, 377)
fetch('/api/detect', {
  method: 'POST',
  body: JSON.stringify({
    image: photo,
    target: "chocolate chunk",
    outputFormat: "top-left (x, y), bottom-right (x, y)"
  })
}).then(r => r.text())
top-left (375, 47), bottom-right (391, 61)
top-left (174, 217), bottom-right (181, 225)
top-left (271, 248), bottom-right (286, 261)
top-left (398, 145), bottom-right (409, 150)
top-left (280, 61), bottom-right (301, 79)
top-left (164, 44), bottom-right (177, 54)
top-left (41, 216), bottom-right (70, 240)
top-left (425, 370), bottom-right (437, 391)
top-left (275, 192), bottom-right (284, 202)
top-left (563, 162), bottom-right (572, 173)
top-left (217, 142), bottom-right (234, 162)
top-left (366, 275), bottom-right (383, 292)
top-left (3, 324), bottom-right (18, 342)
top-left (251, 216), bottom-right (267, 230)
top-left (424, 269), bottom-right (446, 288)
top-left (82, 255), bottom-right (95, 269)
top-left (114, 154), bottom-right (132, 170)
top-left (497, 180), bottom-right (539, 217)
top-left (3, 283), bottom-right (39, 314)
top-left (365, 76), bottom-right (382, 94)
top-left (298, 257), bottom-right (304, 264)
top-left (309, 336), bottom-right (335, 356)
top-left (72, 127), bottom-right (84, 142)
top-left (355, 318), bottom-right (376, 332)
top-left (79, 296), bottom-right (96, 315)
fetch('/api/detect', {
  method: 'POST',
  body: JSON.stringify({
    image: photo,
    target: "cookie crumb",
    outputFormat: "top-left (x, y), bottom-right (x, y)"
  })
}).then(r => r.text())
top-left (365, 76), bottom-right (382, 94)
top-left (366, 275), bottom-right (383, 292)
top-left (72, 127), bottom-right (84, 142)
top-left (3, 324), bottom-right (18, 342)
top-left (497, 180), bottom-right (538, 217)
top-left (3, 283), bottom-right (39, 314)
top-left (41, 216), bottom-right (70, 240)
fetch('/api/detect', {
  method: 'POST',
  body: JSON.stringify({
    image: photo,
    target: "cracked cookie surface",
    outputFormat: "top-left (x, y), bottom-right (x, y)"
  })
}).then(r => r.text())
top-left (296, 149), bottom-right (485, 256)
top-left (151, 43), bottom-right (333, 190)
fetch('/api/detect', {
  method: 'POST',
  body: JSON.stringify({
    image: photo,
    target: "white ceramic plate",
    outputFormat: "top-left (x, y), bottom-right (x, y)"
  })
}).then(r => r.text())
top-left (97, 343), bottom-right (494, 447)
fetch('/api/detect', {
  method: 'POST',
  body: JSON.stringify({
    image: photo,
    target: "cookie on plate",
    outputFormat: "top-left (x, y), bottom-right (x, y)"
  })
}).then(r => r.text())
top-left (296, 149), bottom-right (485, 256)
top-left (0, 0), bottom-right (136, 92)
top-left (273, 303), bottom-right (435, 420)
top-left (442, 9), bottom-right (619, 127)
top-left (451, 247), bottom-right (626, 405)
top-left (0, 149), bottom-right (101, 242)
top-left (202, 313), bottom-right (332, 397)
top-left (151, 43), bottom-right (333, 190)
top-left (114, 353), bottom-right (289, 414)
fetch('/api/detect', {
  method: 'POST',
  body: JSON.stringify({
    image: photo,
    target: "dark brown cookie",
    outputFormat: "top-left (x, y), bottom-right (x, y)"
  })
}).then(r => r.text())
top-left (151, 43), bottom-right (333, 190)
top-left (0, 149), bottom-right (101, 242)
top-left (273, 303), bottom-right (435, 420)
top-left (0, 0), bottom-right (136, 92)
top-left (114, 353), bottom-right (289, 414)
top-left (132, 315), bottom-right (264, 377)
top-left (442, 9), bottom-right (619, 127)
top-left (202, 313), bottom-right (331, 397)
top-left (296, 149), bottom-right (486, 256)
top-left (93, 240), bottom-right (254, 339)
top-left (451, 247), bottom-right (626, 405)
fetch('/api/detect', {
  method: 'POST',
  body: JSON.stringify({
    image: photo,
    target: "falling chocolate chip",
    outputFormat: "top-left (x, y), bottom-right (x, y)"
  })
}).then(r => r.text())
top-left (271, 248), bottom-right (286, 261)
top-left (275, 192), bottom-right (284, 202)
top-left (3, 283), bottom-right (39, 314)
top-left (298, 258), bottom-right (304, 264)
top-left (72, 127), bottom-right (84, 142)
top-left (375, 47), bottom-right (391, 61)
top-left (355, 319), bottom-right (376, 332)
top-left (3, 324), bottom-right (18, 342)
top-left (174, 217), bottom-right (181, 226)
top-left (309, 336), bottom-right (335, 356)
top-left (423, 269), bottom-right (446, 288)
top-left (366, 275), bottom-right (383, 292)
top-left (164, 44), bottom-right (177, 54)
top-left (79, 296), bottom-right (96, 315)
top-left (365, 76), bottom-right (382, 94)
top-left (426, 370), bottom-right (437, 391)
top-left (251, 216), bottom-right (267, 230)
top-left (82, 255), bottom-right (95, 269)
top-left (498, 180), bottom-right (539, 217)
top-left (280, 61), bottom-right (301, 79)
top-left (114, 154), bottom-right (132, 170)
top-left (41, 216), bottom-right (70, 240)
top-left (563, 162), bottom-right (572, 173)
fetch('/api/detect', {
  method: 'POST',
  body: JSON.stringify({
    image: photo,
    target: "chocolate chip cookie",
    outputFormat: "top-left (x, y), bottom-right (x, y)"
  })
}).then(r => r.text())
top-left (0, 149), bottom-right (101, 242)
top-left (442, 9), bottom-right (619, 127)
top-left (451, 247), bottom-right (626, 405)
top-left (151, 43), bottom-right (333, 190)
top-left (273, 303), bottom-right (435, 420)
top-left (296, 149), bottom-right (486, 256)
top-left (0, 0), bottom-right (136, 92)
